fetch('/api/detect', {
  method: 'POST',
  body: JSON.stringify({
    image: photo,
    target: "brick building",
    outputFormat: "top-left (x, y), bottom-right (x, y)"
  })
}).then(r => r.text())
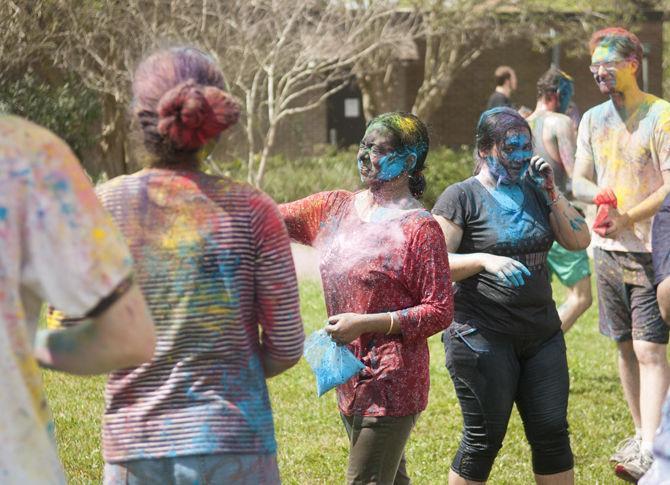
top-left (273, 13), bottom-right (665, 155)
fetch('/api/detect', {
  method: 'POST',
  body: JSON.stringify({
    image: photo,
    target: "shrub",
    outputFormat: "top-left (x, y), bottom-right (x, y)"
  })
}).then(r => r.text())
top-left (0, 71), bottom-right (101, 159)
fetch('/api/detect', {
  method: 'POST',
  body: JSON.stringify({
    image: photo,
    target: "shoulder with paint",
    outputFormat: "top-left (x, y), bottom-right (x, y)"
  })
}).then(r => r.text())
top-left (95, 173), bottom-right (132, 194)
top-left (434, 176), bottom-right (477, 204)
top-left (583, 99), bottom-right (612, 120)
top-left (545, 111), bottom-right (572, 128)
top-left (405, 209), bottom-right (449, 243)
top-left (0, 114), bottom-right (72, 163)
top-left (647, 95), bottom-right (670, 125)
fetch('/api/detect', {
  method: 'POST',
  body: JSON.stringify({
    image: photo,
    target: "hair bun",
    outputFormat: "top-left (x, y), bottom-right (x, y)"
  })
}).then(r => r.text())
top-left (157, 79), bottom-right (240, 151)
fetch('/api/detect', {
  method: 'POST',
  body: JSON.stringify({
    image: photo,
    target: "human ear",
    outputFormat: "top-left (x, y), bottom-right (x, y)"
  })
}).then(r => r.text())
top-left (629, 59), bottom-right (640, 76)
top-left (405, 153), bottom-right (417, 171)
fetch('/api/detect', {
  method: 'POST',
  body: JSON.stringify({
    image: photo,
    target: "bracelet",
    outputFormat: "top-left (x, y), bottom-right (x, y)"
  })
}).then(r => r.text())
top-left (386, 312), bottom-right (395, 335)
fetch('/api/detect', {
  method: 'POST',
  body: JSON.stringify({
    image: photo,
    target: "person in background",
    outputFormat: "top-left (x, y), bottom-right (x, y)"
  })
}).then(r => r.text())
top-left (0, 115), bottom-right (155, 484)
top-left (572, 27), bottom-right (670, 482)
top-left (639, 192), bottom-right (670, 484)
top-left (280, 112), bottom-right (453, 485)
top-left (486, 66), bottom-right (517, 110)
top-left (433, 107), bottom-right (590, 484)
top-left (527, 66), bottom-right (593, 333)
top-left (52, 46), bottom-right (305, 484)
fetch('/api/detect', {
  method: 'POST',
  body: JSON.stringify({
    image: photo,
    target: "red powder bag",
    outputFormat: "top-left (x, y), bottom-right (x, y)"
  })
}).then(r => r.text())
top-left (592, 189), bottom-right (618, 237)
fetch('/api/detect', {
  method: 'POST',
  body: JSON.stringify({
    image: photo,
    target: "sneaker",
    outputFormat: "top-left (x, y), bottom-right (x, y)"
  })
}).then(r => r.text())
top-left (615, 449), bottom-right (654, 483)
top-left (611, 436), bottom-right (641, 464)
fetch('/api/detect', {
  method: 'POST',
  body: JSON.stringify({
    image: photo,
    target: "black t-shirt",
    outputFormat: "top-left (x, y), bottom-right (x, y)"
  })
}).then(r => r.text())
top-left (486, 91), bottom-right (510, 110)
top-left (432, 176), bottom-right (561, 338)
top-left (652, 192), bottom-right (670, 286)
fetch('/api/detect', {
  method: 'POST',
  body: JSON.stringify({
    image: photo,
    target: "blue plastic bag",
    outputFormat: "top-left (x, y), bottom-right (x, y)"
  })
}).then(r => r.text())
top-left (303, 329), bottom-right (365, 397)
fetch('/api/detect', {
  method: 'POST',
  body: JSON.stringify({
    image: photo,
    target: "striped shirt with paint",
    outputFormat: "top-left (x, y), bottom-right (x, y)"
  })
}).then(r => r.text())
top-left (96, 168), bottom-right (304, 462)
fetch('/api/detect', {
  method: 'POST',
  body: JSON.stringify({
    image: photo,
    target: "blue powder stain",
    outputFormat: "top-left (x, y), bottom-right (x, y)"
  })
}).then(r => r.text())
top-left (484, 184), bottom-right (547, 247)
top-left (10, 168), bottom-right (31, 178)
top-left (52, 179), bottom-right (69, 192)
top-left (358, 147), bottom-right (417, 182)
top-left (219, 355), bottom-right (276, 453)
top-left (0, 207), bottom-right (6, 221)
top-left (377, 149), bottom-right (416, 181)
top-left (569, 216), bottom-right (586, 231)
top-left (216, 249), bottom-right (241, 296)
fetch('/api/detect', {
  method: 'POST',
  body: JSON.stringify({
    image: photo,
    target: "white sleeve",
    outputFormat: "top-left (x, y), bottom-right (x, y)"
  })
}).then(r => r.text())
top-left (20, 130), bottom-right (133, 317)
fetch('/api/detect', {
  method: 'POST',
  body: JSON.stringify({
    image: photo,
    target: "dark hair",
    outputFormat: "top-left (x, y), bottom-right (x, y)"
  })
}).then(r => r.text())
top-left (536, 67), bottom-right (573, 99)
top-left (589, 27), bottom-right (643, 67)
top-left (474, 107), bottom-right (531, 173)
top-left (366, 112), bottom-right (429, 198)
top-left (494, 66), bottom-right (515, 87)
top-left (132, 47), bottom-right (241, 165)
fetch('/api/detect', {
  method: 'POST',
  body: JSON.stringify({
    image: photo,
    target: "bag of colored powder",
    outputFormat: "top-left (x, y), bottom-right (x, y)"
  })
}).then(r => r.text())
top-left (593, 189), bottom-right (618, 237)
top-left (303, 329), bottom-right (365, 397)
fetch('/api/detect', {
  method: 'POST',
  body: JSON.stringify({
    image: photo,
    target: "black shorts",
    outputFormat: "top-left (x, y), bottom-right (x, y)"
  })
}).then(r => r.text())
top-left (593, 248), bottom-right (668, 344)
top-left (443, 322), bottom-right (573, 481)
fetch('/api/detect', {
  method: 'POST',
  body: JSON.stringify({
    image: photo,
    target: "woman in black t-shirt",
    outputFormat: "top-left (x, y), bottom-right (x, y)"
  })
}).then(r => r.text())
top-left (432, 107), bottom-right (590, 484)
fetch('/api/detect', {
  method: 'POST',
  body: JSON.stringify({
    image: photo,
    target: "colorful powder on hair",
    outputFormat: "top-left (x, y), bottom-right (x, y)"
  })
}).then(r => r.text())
top-left (367, 113), bottom-right (428, 162)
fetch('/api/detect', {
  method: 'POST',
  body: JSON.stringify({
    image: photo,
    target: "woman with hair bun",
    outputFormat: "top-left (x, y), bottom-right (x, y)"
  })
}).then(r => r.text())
top-left (96, 47), bottom-right (304, 484)
top-left (280, 112), bottom-right (454, 484)
top-left (432, 107), bottom-right (590, 484)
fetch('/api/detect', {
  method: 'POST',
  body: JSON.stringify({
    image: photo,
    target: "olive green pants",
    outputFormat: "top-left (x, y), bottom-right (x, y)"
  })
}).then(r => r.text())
top-left (340, 413), bottom-right (419, 485)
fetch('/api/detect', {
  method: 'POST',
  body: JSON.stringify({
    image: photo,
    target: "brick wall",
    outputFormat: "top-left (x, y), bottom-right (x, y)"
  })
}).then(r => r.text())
top-left (414, 19), bottom-right (664, 147)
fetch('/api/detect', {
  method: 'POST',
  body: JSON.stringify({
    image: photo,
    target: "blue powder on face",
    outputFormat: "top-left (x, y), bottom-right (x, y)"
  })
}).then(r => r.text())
top-left (358, 148), bottom-right (417, 183)
top-left (487, 132), bottom-right (532, 186)
top-left (0, 207), bottom-right (6, 221)
top-left (377, 152), bottom-right (406, 181)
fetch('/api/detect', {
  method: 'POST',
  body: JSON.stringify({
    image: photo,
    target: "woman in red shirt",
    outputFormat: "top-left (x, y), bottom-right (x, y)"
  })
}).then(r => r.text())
top-left (280, 112), bottom-right (453, 484)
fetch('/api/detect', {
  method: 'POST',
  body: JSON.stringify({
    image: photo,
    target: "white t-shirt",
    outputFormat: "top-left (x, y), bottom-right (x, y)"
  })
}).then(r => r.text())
top-left (0, 116), bottom-right (132, 484)
top-left (576, 95), bottom-right (670, 252)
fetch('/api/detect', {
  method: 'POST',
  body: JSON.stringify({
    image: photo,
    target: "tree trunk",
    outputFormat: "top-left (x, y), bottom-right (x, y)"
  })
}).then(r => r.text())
top-left (95, 95), bottom-right (129, 179)
top-left (254, 121), bottom-right (278, 188)
top-left (357, 74), bottom-right (380, 122)
top-left (413, 72), bottom-right (454, 123)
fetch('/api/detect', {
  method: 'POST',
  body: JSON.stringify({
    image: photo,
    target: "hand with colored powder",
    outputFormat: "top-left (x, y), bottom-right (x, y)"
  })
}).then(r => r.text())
top-left (527, 156), bottom-right (558, 203)
top-left (482, 254), bottom-right (531, 288)
top-left (592, 188), bottom-right (618, 237)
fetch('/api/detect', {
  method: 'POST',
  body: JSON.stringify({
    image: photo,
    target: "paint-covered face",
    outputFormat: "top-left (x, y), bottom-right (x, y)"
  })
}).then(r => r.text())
top-left (357, 125), bottom-right (415, 185)
top-left (590, 41), bottom-right (636, 95)
top-left (486, 129), bottom-right (532, 185)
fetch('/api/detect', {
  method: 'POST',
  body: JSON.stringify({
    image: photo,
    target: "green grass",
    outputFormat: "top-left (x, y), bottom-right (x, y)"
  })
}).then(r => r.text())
top-left (43, 278), bottom-right (644, 484)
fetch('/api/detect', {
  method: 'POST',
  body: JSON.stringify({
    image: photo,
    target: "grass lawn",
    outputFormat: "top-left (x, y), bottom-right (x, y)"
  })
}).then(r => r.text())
top-left (44, 278), bottom-right (645, 484)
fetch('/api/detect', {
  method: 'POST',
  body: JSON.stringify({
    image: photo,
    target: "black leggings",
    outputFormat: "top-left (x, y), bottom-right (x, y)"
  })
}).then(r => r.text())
top-left (444, 322), bottom-right (573, 481)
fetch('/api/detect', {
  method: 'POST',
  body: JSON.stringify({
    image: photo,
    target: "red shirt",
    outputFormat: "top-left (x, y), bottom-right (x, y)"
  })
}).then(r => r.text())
top-left (280, 191), bottom-right (453, 416)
